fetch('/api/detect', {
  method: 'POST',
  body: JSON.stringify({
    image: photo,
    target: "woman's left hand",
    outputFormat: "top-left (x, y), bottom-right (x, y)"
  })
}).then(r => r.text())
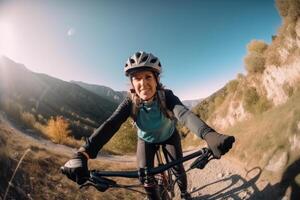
top-left (204, 132), bottom-right (235, 159)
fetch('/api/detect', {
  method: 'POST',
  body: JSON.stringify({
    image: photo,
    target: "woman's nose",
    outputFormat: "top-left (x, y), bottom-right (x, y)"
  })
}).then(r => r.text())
top-left (139, 78), bottom-right (147, 85)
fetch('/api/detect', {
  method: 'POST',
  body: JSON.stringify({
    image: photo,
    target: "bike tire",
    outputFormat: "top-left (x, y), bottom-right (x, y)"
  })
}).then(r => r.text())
top-left (158, 183), bottom-right (172, 200)
top-left (156, 168), bottom-right (174, 200)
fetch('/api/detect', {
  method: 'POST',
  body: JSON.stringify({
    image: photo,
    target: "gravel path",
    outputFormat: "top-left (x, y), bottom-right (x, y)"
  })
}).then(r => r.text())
top-left (182, 156), bottom-right (263, 200)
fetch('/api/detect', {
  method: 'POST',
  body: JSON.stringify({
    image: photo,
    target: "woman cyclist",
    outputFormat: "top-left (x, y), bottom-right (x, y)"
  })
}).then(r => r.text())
top-left (63, 51), bottom-right (235, 200)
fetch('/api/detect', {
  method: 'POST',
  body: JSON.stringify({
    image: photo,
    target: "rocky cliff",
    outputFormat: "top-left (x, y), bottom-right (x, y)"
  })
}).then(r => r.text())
top-left (201, 1), bottom-right (300, 131)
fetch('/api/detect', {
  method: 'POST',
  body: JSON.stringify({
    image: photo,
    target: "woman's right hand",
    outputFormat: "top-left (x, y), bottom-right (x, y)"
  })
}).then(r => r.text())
top-left (61, 152), bottom-right (89, 185)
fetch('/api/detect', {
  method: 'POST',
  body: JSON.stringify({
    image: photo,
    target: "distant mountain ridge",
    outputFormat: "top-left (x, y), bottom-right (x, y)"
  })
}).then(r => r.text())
top-left (0, 56), bottom-right (118, 138)
top-left (71, 81), bottom-right (127, 104)
top-left (182, 99), bottom-right (203, 109)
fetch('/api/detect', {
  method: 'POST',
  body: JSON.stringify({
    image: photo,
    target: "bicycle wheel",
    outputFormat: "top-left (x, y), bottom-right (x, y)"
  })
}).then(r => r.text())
top-left (157, 171), bottom-right (172, 200)
top-left (155, 147), bottom-right (175, 200)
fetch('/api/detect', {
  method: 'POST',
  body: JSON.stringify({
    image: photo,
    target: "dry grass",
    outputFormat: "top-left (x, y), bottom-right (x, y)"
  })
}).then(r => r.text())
top-left (0, 122), bottom-right (144, 200)
top-left (226, 89), bottom-right (300, 181)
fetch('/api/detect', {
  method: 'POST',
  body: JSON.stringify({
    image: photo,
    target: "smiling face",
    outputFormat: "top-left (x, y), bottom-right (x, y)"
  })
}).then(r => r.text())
top-left (131, 70), bottom-right (158, 101)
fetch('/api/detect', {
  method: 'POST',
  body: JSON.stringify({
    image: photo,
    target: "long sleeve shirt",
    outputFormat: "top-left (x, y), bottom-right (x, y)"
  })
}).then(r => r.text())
top-left (82, 89), bottom-right (214, 158)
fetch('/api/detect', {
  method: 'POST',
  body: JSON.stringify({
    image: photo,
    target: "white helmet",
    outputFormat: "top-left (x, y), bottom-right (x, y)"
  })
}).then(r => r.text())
top-left (124, 51), bottom-right (162, 76)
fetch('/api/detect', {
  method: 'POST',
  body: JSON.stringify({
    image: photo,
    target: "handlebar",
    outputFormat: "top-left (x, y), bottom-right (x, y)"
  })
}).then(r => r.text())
top-left (61, 147), bottom-right (213, 192)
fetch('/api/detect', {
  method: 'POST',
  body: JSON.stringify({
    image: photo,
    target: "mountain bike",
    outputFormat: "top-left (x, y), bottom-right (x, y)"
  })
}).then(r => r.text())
top-left (61, 147), bottom-right (214, 200)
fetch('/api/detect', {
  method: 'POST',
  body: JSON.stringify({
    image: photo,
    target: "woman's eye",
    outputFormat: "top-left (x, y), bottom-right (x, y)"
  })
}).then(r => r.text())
top-left (146, 75), bottom-right (153, 80)
top-left (132, 77), bottom-right (140, 81)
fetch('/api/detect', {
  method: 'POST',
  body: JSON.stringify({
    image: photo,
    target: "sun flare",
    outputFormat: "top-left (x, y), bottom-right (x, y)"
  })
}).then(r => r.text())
top-left (0, 19), bottom-right (17, 57)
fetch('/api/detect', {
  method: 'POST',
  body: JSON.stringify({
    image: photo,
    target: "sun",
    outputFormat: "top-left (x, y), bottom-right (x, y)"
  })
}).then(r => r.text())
top-left (0, 19), bottom-right (17, 57)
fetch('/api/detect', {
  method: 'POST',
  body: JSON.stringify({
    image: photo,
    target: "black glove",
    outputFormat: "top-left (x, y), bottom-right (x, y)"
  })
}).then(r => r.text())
top-left (62, 152), bottom-right (89, 185)
top-left (204, 132), bottom-right (235, 159)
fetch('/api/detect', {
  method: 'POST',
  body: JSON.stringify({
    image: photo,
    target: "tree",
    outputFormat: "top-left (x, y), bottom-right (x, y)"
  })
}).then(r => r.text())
top-left (46, 116), bottom-right (71, 144)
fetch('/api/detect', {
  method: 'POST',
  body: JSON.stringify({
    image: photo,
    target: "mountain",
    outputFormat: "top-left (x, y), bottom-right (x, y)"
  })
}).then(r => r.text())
top-left (182, 99), bottom-right (203, 109)
top-left (71, 81), bottom-right (127, 104)
top-left (187, 0), bottom-right (300, 180)
top-left (0, 56), bottom-right (118, 138)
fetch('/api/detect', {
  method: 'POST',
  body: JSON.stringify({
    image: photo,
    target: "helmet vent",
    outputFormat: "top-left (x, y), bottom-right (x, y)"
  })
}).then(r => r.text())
top-left (141, 55), bottom-right (148, 62)
top-left (150, 58), bottom-right (157, 63)
top-left (130, 59), bottom-right (135, 64)
top-left (136, 52), bottom-right (141, 58)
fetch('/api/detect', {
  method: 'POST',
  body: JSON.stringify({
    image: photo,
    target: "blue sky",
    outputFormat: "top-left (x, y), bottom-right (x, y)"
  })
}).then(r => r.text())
top-left (0, 0), bottom-right (281, 100)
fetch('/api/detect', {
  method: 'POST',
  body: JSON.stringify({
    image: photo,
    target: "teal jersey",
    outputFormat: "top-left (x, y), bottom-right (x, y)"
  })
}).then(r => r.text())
top-left (136, 100), bottom-right (175, 143)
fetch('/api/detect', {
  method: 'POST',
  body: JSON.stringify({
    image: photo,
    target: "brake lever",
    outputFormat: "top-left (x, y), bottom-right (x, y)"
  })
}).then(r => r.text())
top-left (190, 149), bottom-right (212, 169)
top-left (83, 171), bottom-right (117, 192)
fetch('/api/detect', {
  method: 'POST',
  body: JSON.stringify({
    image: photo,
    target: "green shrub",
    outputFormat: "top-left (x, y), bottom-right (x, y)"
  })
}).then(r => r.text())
top-left (244, 40), bottom-right (268, 74)
top-left (214, 95), bottom-right (225, 107)
top-left (192, 87), bottom-right (229, 121)
top-left (236, 89), bottom-right (244, 100)
top-left (207, 101), bottom-right (216, 117)
top-left (247, 40), bottom-right (268, 54)
top-left (243, 87), bottom-right (259, 113)
top-left (244, 53), bottom-right (266, 73)
top-left (265, 49), bottom-right (281, 66)
top-left (287, 0), bottom-right (300, 20)
top-left (276, 0), bottom-right (289, 17)
top-left (193, 100), bottom-right (210, 121)
top-left (255, 96), bottom-right (273, 114)
top-left (276, 0), bottom-right (300, 19)
top-left (1, 99), bottom-right (23, 122)
top-left (226, 80), bottom-right (239, 93)
top-left (283, 83), bottom-right (295, 97)
top-left (21, 111), bottom-right (36, 128)
top-left (243, 87), bottom-right (272, 114)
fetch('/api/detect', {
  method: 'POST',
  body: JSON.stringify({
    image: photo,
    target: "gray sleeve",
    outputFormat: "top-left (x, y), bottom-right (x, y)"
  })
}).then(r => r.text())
top-left (165, 90), bottom-right (214, 139)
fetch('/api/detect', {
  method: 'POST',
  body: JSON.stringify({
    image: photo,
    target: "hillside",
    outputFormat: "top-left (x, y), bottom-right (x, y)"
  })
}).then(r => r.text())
top-left (0, 116), bottom-right (142, 200)
top-left (71, 81), bottom-right (127, 104)
top-left (0, 56), bottom-right (118, 139)
top-left (188, 0), bottom-right (300, 186)
top-left (193, 0), bottom-right (300, 131)
top-left (229, 89), bottom-right (300, 174)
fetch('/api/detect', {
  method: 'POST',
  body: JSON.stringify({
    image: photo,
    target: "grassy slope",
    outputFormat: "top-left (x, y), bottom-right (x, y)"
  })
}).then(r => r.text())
top-left (0, 122), bottom-right (143, 200)
top-left (226, 89), bottom-right (300, 180)
top-left (103, 119), bottom-right (138, 155)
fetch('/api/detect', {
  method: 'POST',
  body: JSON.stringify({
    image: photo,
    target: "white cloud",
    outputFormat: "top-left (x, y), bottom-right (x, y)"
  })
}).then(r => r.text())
top-left (67, 27), bottom-right (75, 36)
